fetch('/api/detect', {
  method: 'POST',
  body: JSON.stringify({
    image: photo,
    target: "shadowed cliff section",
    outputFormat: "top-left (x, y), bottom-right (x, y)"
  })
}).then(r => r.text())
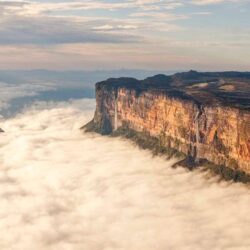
top-left (83, 71), bottom-right (250, 183)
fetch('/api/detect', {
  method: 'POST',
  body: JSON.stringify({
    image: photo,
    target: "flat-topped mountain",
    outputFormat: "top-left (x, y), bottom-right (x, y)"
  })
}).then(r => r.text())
top-left (84, 71), bottom-right (250, 182)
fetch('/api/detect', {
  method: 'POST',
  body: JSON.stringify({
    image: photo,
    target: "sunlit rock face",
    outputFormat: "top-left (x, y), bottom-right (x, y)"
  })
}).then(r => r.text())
top-left (89, 71), bottom-right (250, 174)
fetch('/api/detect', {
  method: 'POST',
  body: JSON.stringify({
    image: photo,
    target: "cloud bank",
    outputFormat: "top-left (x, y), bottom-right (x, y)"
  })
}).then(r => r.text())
top-left (0, 99), bottom-right (249, 249)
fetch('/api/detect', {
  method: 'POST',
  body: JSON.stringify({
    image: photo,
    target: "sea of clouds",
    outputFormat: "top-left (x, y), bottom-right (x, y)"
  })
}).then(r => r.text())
top-left (0, 97), bottom-right (249, 250)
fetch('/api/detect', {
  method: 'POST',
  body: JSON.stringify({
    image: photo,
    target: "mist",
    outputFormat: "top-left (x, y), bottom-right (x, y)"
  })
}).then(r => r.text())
top-left (0, 99), bottom-right (249, 250)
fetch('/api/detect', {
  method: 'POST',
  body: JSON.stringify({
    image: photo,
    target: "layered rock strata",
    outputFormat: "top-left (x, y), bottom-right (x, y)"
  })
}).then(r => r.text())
top-left (84, 71), bottom-right (250, 179)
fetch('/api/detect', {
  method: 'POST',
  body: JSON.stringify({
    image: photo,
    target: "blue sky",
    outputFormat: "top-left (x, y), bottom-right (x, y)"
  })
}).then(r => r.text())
top-left (0, 0), bottom-right (249, 71)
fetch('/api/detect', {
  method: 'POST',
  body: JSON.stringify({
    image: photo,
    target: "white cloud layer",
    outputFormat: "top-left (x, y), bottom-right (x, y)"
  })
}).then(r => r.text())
top-left (0, 82), bottom-right (55, 111)
top-left (0, 99), bottom-right (249, 249)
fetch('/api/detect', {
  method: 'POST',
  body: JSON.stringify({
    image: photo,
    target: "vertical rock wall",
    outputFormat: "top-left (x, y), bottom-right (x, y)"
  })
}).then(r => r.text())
top-left (92, 85), bottom-right (250, 174)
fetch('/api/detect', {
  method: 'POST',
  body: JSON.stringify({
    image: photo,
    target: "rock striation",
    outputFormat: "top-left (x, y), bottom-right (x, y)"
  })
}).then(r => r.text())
top-left (84, 71), bottom-right (250, 180)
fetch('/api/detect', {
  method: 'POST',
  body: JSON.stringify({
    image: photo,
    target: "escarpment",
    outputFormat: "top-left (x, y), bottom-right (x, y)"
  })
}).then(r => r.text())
top-left (84, 71), bottom-right (250, 180)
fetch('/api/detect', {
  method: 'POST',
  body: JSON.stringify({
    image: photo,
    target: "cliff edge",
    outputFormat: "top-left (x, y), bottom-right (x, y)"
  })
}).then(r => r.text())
top-left (84, 71), bottom-right (250, 182)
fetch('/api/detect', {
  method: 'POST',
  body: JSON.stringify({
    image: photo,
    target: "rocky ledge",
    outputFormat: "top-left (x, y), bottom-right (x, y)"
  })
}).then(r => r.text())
top-left (83, 71), bottom-right (250, 183)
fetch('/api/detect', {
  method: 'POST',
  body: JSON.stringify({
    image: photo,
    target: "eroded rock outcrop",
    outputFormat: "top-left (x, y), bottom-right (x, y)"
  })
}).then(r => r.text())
top-left (84, 71), bottom-right (250, 179)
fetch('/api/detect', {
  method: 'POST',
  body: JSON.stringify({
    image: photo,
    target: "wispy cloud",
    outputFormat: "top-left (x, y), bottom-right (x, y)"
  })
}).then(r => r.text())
top-left (0, 0), bottom-right (183, 15)
top-left (93, 24), bottom-right (138, 31)
top-left (191, 0), bottom-right (247, 5)
top-left (0, 14), bottom-right (141, 45)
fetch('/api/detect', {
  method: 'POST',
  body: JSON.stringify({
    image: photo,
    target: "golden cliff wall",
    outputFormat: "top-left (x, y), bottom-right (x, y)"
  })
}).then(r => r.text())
top-left (91, 85), bottom-right (250, 175)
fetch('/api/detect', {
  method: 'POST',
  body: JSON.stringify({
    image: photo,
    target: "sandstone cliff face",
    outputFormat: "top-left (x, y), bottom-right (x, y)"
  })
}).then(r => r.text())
top-left (89, 72), bottom-right (250, 175)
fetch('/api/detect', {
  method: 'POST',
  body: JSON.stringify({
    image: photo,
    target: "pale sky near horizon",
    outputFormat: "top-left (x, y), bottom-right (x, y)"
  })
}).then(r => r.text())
top-left (0, 0), bottom-right (249, 71)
